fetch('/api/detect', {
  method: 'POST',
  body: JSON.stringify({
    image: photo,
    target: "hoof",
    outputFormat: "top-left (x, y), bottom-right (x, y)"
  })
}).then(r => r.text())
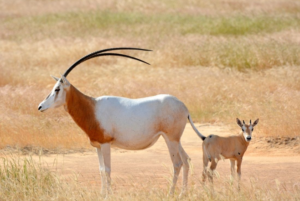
top-left (179, 190), bottom-right (188, 199)
top-left (167, 190), bottom-right (174, 198)
top-left (179, 192), bottom-right (187, 199)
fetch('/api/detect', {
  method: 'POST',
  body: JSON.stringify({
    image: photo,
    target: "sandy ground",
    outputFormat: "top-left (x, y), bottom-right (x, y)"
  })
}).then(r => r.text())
top-left (33, 123), bottom-right (300, 192)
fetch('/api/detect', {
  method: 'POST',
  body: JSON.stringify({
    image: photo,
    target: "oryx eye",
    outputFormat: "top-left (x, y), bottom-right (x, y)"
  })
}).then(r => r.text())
top-left (251, 128), bottom-right (253, 131)
top-left (55, 88), bottom-right (60, 92)
top-left (242, 129), bottom-right (244, 132)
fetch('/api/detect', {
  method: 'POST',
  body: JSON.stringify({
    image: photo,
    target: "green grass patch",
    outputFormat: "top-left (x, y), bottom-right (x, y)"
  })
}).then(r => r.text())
top-left (2, 10), bottom-right (300, 41)
top-left (161, 38), bottom-right (300, 70)
top-left (180, 15), bottom-right (300, 35)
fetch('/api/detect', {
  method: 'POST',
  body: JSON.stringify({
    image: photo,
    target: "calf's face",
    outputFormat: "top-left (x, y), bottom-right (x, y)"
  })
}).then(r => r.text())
top-left (236, 118), bottom-right (259, 142)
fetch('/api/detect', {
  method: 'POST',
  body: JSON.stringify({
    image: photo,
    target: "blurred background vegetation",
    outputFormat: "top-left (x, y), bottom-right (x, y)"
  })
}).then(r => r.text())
top-left (0, 0), bottom-right (300, 149)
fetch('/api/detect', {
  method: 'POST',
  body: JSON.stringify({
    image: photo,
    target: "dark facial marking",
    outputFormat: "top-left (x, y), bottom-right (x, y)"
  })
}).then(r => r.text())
top-left (54, 87), bottom-right (60, 100)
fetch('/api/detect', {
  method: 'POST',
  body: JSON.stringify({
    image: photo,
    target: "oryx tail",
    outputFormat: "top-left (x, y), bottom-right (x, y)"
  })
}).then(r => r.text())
top-left (188, 115), bottom-right (206, 141)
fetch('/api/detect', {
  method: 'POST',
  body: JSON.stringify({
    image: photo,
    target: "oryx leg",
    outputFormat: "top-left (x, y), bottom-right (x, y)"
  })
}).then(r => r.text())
top-left (230, 159), bottom-right (236, 179)
top-left (165, 140), bottom-right (183, 196)
top-left (96, 143), bottom-right (112, 195)
top-left (178, 142), bottom-right (190, 196)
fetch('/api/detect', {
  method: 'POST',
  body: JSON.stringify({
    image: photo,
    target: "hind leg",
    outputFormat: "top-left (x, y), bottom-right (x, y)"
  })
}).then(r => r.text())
top-left (178, 142), bottom-right (190, 196)
top-left (209, 159), bottom-right (218, 183)
top-left (202, 153), bottom-right (209, 183)
top-left (164, 139), bottom-right (183, 196)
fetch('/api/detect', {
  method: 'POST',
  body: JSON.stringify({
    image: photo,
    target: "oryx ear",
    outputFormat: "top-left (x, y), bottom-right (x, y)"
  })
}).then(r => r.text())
top-left (60, 75), bottom-right (70, 86)
top-left (252, 118), bottom-right (259, 127)
top-left (236, 118), bottom-right (243, 127)
top-left (51, 75), bottom-right (60, 82)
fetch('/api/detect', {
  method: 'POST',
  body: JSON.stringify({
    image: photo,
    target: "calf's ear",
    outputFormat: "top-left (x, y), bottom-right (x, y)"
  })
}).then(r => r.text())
top-left (253, 118), bottom-right (259, 127)
top-left (236, 118), bottom-right (243, 127)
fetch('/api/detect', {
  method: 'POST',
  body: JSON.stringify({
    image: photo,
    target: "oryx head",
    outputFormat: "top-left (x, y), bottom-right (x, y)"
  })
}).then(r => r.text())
top-left (38, 75), bottom-right (71, 112)
top-left (236, 118), bottom-right (259, 142)
top-left (38, 47), bottom-right (151, 112)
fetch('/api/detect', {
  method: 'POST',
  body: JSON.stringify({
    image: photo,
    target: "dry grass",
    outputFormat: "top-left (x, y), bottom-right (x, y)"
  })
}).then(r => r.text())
top-left (0, 0), bottom-right (300, 149)
top-left (0, 155), bottom-right (299, 200)
top-left (1, 64), bottom-right (300, 150)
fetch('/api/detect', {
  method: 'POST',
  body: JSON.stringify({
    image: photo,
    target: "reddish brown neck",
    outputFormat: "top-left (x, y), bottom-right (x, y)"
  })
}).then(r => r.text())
top-left (65, 85), bottom-right (95, 124)
top-left (65, 85), bottom-right (112, 144)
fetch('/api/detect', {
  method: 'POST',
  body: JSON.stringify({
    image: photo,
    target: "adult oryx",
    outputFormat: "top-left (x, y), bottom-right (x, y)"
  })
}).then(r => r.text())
top-left (38, 47), bottom-right (198, 196)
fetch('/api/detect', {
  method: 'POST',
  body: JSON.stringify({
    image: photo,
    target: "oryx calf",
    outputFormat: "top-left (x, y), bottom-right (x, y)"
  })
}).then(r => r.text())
top-left (38, 47), bottom-right (195, 197)
top-left (190, 118), bottom-right (259, 187)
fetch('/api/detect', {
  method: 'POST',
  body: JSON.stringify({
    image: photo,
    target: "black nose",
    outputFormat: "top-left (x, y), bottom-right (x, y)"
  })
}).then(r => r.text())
top-left (247, 137), bottom-right (252, 141)
top-left (38, 106), bottom-right (42, 110)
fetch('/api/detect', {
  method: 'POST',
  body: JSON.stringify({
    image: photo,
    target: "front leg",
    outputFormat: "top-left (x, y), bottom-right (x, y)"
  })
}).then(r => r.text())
top-left (236, 158), bottom-right (242, 190)
top-left (96, 147), bottom-right (107, 195)
top-left (230, 159), bottom-right (236, 179)
top-left (97, 143), bottom-right (112, 195)
top-left (101, 143), bottom-right (112, 194)
top-left (96, 143), bottom-right (112, 196)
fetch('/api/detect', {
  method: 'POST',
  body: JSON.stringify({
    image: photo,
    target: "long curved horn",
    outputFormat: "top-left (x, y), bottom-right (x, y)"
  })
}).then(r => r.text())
top-left (63, 47), bottom-right (151, 77)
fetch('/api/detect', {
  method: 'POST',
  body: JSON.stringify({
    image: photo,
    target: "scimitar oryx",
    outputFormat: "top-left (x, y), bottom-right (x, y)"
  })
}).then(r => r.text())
top-left (38, 47), bottom-right (201, 196)
top-left (190, 117), bottom-right (259, 188)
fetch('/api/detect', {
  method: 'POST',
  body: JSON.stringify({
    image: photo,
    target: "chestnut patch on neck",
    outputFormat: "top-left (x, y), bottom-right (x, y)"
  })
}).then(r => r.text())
top-left (65, 85), bottom-right (113, 144)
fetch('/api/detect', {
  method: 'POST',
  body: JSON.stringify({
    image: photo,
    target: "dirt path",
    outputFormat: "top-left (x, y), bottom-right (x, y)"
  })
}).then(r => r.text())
top-left (38, 124), bottom-right (300, 191)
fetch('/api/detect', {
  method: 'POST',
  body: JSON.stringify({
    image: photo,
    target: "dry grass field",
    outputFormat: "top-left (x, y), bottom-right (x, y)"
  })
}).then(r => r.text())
top-left (0, 0), bottom-right (300, 200)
